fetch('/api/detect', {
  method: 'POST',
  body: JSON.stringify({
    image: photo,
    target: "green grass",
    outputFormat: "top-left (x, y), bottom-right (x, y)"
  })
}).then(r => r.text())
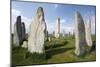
top-left (12, 35), bottom-right (96, 66)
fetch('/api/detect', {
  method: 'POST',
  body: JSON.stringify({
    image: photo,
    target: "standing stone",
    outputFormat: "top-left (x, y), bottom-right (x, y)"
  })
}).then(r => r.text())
top-left (21, 22), bottom-right (26, 41)
top-left (85, 20), bottom-right (92, 47)
top-left (28, 7), bottom-right (46, 53)
top-left (75, 11), bottom-right (86, 56)
top-left (62, 29), bottom-right (65, 37)
top-left (55, 18), bottom-right (60, 38)
top-left (13, 16), bottom-right (22, 46)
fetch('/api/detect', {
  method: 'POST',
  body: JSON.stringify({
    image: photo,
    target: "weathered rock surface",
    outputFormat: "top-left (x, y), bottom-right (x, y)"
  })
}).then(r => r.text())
top-left (85, 20), bottom-right (92, 47)
top-left (75, 11), bottom-right (86, 56)
top-left (13, 16), bottom-right (22, 46)
top-left (13, 16), bottom-right (26, 46)
top-left (28, 7), bottom-right (47, 53)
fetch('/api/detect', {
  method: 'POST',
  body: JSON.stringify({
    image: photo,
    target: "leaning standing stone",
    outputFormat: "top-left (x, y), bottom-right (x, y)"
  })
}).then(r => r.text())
top-left (75, 11), bottom-right (86, 56)
top-left (28, 7), bottom-right (46, 54)
top-left (85, 20), bottom-right (92, 47)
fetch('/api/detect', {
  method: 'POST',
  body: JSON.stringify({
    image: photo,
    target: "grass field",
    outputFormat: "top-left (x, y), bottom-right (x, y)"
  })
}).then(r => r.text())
top-left (11, 35), bottom-right (96, 66)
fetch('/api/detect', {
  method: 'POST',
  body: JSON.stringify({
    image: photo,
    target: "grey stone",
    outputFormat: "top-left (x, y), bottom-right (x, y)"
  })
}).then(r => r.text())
top-left (13, 16), bottom-right (22, 46)
top-left (13, 16), bottom-right (26, 46)
top-left (85, 20), bottom-right (92, 47)
top-left (55, 18), bottom-right (60, 38)
top-left (75, 11), bottom-right (86, 56)
top-left (28, 7), bottom-right (46, 53)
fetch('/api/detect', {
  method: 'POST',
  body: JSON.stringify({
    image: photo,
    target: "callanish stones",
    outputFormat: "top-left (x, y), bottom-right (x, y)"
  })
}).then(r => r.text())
top-left (11, 2), bottom-right (96, 65)
top-left (75, 11), bottom-right (86, 56)
top-left (28, 7), bottom-right (47, 53)
top-left (12, 7), bottom-right (95, 61)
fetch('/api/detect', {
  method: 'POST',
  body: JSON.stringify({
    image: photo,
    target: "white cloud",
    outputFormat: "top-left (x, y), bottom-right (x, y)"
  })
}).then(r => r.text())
top-left (61, 24), bottom-right (74, 34)
top-left (11, 9), bottom-right (31, 33)
top-left (60, 18), bottom-right (74, 34)
top-left (11, 9), bottom-right (21, 33)
top-left (60, 19), bottom-right (66, 23)
top-left (54, 4), bottom-right (58, 9)
top-left (11, 9), bottom-right (76, 35)
top-left (21, 16), bottom-right (31, 33)
top-left (46, 20), bottom-right (55, 34)
top-left (46, 18), bottom-right (74, 35)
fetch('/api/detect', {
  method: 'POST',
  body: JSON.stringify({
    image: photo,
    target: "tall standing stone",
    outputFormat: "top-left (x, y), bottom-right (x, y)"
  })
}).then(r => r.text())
top-left (85, 20), bottom-right (92, 47)
top-left (62, 30), bottom-right (65, 37)
top-left (75, 11), bottom-right (86, 56)
top-left (13, 16), bottom-right (26, 47)
top-left (28, 7), bottom-right (47, 53)
top-left (13, 16), bottom-right (22, 46)
top-left (55, 18), bottom-right (60, 38)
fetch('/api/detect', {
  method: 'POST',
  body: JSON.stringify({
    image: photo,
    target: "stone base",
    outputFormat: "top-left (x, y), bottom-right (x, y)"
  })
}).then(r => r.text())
top-left (21, 41), bottom-right (28, 48)
top-left (75, 47), bottom-right (85, 57)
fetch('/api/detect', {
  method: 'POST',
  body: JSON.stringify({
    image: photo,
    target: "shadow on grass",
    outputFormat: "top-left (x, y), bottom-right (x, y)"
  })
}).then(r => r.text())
top-left (45, 41), bottom-right (68, 50)
top-left (46, 47), bottom-right (74, 59)
top-left (90, 41), bottom-right (96, 52)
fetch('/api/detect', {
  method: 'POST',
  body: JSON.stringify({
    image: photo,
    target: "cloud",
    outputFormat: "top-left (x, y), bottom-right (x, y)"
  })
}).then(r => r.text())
top-left (21, 16), bottom-right (31, 33)
top-left (46, 20), bottom-right (55, 34)
top-left (61, 23), bottom-right (74, 34)
top-left (11, 9), bottom-right (31, 33)
top-left (60, 19), bottom-right (66, 23)
top-left (11, 9), bottom-right (21, 33)
top-left (46, 18), bottom-right (74, 35)
top-left (60, 18), bottom-right (74, 34)
top-left (83, 11), bottom-right (95, 21)
top-left (11, 9), bottom-right (74, 35)
top-left (54, 4), bottom-right (58, 9)
top-left (12, 9), bottom-right (73, 35)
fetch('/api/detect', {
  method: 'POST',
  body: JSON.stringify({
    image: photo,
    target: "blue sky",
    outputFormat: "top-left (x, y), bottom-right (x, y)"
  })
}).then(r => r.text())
top-left (11, 1), bottom-right (96, 34)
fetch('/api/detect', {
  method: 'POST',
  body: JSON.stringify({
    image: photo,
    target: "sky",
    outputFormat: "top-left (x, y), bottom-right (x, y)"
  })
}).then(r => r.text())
top-left (11, 1), bottom-right (96, 34)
